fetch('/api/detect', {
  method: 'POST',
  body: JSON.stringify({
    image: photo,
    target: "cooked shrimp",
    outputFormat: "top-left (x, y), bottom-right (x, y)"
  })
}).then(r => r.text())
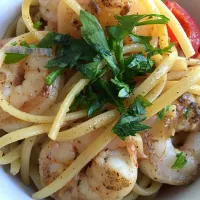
top-left (86, 147), bottom-right (137, 200)
top-left (139, 93), bottom-right (200, 185)
top-left (39, 129), bottom-right (139, 200)
top-left (0, 55), bottom-right (61, 132)
top-left (39, 0), bottom-right (153, 38)
top-left (172, 93), bottom-right (200, 132)
top-left (38, 0), bottom-right (60, 30)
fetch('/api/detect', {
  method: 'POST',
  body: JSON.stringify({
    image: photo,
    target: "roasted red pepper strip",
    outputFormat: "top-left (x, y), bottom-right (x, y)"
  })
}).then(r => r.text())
top-left (165, 0), bottom-right (200, 57)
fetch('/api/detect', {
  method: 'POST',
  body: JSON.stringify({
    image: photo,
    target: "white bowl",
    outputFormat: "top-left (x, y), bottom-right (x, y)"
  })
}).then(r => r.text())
top-left (0, 0), bottom-right (199, 200)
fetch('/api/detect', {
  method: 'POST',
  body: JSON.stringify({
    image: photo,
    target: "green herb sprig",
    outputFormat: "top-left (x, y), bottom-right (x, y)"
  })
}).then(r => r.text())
top-left (3, 10), bottom-right (173, 140)
top-left (171, 152), bottom-right (187, 170)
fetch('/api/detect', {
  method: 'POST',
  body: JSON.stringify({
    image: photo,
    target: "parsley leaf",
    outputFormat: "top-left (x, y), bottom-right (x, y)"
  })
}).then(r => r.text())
top-left (111, 77), bottom-right (131, 98)
top-left (171, 152), bottom-right (187, 170)
top-left (128, 95), bottom-right (152, 116)
top-left (4, 40), bottom-right (40, 64)
top-left (45, 68), bottom-right (65, 86)
top-left (97, 80), bottom-right (126, 113)
top-left (33, 21), bottom-right (42, 30)
top-left (107, 14), bottom-right (169, 70)
top-left (107, 26), bottom-right (126, 68)
top-left (45, 51), bottom-right (82, 69)
top-left (70, 86), bottom-right (106, 117)
top-left (88, 95), bottom-right (106, 117)
top-left (77, 62), bottom-right (106, 80)
top-left (80, 10), bottom-right (119, 76)
top-left (37, 32), bottom-right (97, 84)
top-left (113, 114), bottom-right (150, 140)
top-left (130, 34), bottom-right (174, 56)
top-left (184, 108), bottom-right (191, 119)
top-left (4, 53), bottom-right (27, 64)
top-left (157, 105), bottom-right (170, 120)
top-left (116, 14), bottom-right (169, 32)
top-left (125, 53), bottom-right (155, 73)
top-left (38, 32), bottom-right (62, 48)
top-left (113, 95), bottom-right (152, 140)
top-left (11, 41), bottom-right (17, 46)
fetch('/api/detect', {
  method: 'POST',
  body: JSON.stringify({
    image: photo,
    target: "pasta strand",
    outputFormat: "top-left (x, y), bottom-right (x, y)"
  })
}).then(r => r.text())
top-left (0, 144), bottom-right (22, 165)
top-left (146, 67), bottom-right (200, 119)
top-left (145, 75), bottom-right (167, 102)
top-left (57, 109), bottom-right (119, 141)
top-left (21, 136), bottom-right (37, 185)
top-left (22, 0), bottom-right (43, 40)
top-left (57, 72), bottom-right (82, 102)
top-left (48, 79), bottom-right (90, 140)
top-left (154, 0), bottom-right (195, 58)
top-left (128, 50), bottom-right (177, 104)
top-left (0, 93), bottom-right (87, 123)
top-left (133, 181), bottom-right (162, 196)
top-left (139, 0), bottom-right (169, 48)
top-left (10, 159), bottom-right (21, 176)
top-left (62, 0), bottom-right (83, 16)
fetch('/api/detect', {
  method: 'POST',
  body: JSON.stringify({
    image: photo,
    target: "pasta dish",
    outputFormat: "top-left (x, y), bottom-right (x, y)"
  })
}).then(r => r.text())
top-left (1, 0), bottom-right (200, 199)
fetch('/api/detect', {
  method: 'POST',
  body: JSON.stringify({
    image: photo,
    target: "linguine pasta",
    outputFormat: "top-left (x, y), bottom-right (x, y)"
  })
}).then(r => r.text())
top-left (1, 0), bottom-right (200, 200)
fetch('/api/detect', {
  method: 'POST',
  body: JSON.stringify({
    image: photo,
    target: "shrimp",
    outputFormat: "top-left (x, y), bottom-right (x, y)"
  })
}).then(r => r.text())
top-left (38, 0), bottom-right (153, 38)
top-left (39, 129), bottom-right (139, 200)
top-left (38, 0), bottom-right (60, 30)
top-left (139, 93), bottom-right (200, 185)
top-left (85, 148), bottom-right (137, 200)
top-left (0, 55), bottom-right (61, 132)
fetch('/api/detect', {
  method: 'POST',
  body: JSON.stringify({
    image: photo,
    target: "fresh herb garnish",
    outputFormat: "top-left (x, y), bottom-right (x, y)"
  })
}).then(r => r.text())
top-left (20, 41), bottom-right (29, 47)
top-left (70, 85), bottom-right (106, 117)
top-left (113, 95), bottom-right (152, 140)
top-left (80, 10), bottom-right (120, 76)
top-left (77, 62), bottom-right (106, 80)
top-left (11, 41), bottom-right (17, 46)
top-left (116, 14), bottom-right (169, 30)
top-left (184, 108), bottom-right (191, 119)
top-left (45, 68), bottom-right (65, 86)
top-left (171, 152), bottom-right (187, 170)
top-left (33, 21), bottom-right (42, 30)
top-left (130, 34), bottom-right (174, 56)
top-left (157, 105), bottom-right (170, 120)
top-left (3, 10), bottom-right (173, 140)
top-left (111, 77), bottom-right (131, 98)
top-left (4, 41), bottom-right (38, 64)
top-left (4, 53), bottom-right (27, 64)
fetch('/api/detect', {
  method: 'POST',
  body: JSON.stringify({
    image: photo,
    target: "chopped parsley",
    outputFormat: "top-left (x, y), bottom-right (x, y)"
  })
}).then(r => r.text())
top-left (113, 95), bottom-right (152, 140)
top-left (184, 108), bottom-right (191, 119)
top-left (171, 152), bottom-right (187, 170)
top-left (33, 21), bottom-right (42, 30)
top-left (157, 105), bottom-right (171, 120)
top-left (4, 41), bottom-right (37, 64)
top-left (80, 10), bottom-right (119, 76)
top-left (4, 53), bottom-right (27, 64)
top-left (11, 41), bottom-right (17, 46)
top-left (3, 10), bottom-right (173, 140)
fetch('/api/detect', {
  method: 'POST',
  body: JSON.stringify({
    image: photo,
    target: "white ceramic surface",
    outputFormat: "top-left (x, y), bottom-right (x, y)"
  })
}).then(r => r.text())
top-left (0, 0), bottom-right (199, 200)
top-left (0, 0), bottom-right (23, 39)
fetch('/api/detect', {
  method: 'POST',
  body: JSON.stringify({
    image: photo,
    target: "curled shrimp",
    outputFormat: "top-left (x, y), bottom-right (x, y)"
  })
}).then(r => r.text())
top-left (139, 93), bottom-right (200, 185)
top-left (39, 129), bottom-right (140, 200)
top-left (38, 0), bottom-right (153, 38)
top-left (0, 55), bottom-right (62, 132)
